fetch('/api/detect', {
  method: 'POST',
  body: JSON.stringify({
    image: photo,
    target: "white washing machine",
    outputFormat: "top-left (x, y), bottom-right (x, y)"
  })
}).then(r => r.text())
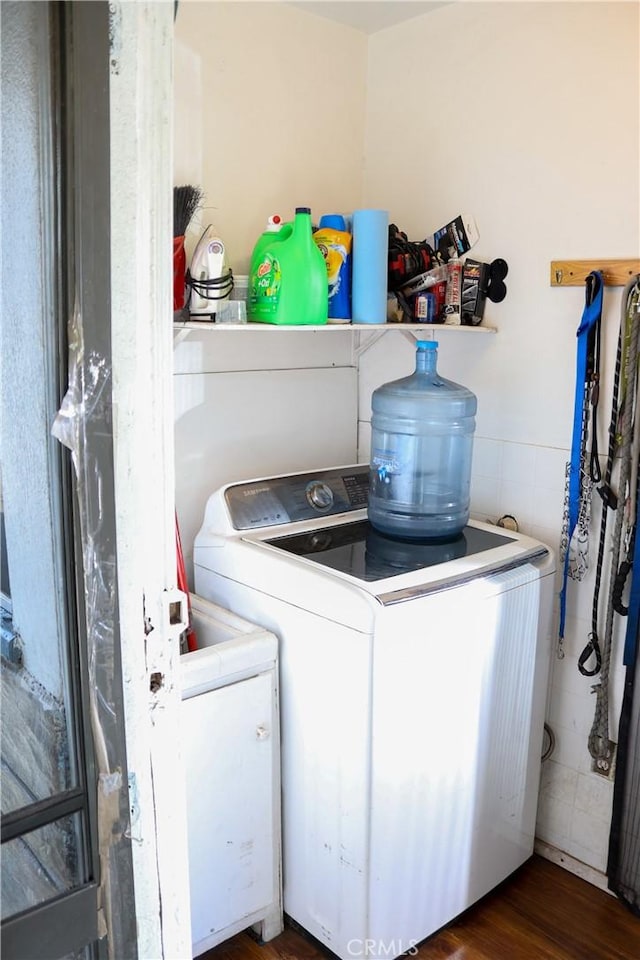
top-left (193, 464), bottom-right (555, 960)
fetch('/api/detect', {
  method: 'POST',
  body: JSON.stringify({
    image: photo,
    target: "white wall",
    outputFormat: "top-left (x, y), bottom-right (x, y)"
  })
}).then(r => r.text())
top-left (174, 0), bottom-right (640, 883)
top-left (363, 0), bottom-right (639, 880)
top-left (173, 1), bottom-right (367, 577)
top-left (173, 330), bottom-right (358, 580)
top-left (174, 0), bottom-right (368, 271)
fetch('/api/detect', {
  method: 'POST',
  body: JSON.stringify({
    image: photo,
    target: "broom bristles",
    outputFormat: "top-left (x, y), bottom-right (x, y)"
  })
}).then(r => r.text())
top-left (174, 184), bottom-right (203, 238)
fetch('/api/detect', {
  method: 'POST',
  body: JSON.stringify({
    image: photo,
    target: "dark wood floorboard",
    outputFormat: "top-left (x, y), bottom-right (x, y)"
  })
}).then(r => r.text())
top-left (201, 856), bottom-right (640, 960)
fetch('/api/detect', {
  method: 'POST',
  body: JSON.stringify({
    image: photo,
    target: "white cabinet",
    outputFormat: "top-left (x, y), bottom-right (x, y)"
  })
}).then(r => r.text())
top-left (180, 596), bottom-right (282, 957)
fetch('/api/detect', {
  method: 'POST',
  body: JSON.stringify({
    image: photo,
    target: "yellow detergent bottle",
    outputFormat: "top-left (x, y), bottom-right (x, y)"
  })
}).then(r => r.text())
top-left (313, 214), bottom-right (352, 321)
top-left (249, 207), bottom-right (328, 325)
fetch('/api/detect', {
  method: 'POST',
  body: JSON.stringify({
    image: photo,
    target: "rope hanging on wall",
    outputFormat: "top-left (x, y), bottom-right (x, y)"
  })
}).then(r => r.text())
top-left (607, 278), bottom-right (640, 915)
top-left (558, 271), bottom-right (603, 660)
top-left (579, 276), bottom-right (640, 761)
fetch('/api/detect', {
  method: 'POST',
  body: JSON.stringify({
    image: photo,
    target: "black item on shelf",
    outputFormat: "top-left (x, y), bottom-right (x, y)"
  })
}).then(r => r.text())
top-left (461, 258), bottom-right (509, 326)
top-left (174, 184), bottom-right (203, 239)
top-left (387, 224), bottom-right (436, 293)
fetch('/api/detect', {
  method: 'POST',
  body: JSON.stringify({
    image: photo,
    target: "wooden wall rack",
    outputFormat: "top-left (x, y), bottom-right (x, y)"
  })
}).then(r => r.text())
top-left (550, 259), bottom-right (640, 287)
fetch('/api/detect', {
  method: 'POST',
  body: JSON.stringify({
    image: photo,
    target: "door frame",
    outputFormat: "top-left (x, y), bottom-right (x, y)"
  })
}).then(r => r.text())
top-left (106, 1), bottom-right (192, 956)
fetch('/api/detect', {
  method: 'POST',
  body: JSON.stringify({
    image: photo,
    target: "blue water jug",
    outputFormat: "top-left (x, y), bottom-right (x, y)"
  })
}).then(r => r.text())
top-left (368, 340), bottom-right (477, 541)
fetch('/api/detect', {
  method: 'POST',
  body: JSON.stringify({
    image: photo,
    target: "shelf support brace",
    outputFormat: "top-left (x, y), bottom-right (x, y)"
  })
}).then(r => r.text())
top-left (353, 325), bottom-right (437, 361)
top-left (353, 329), bottom-right (388, 360)
top-left (173, 327), bottom-right (191, 347)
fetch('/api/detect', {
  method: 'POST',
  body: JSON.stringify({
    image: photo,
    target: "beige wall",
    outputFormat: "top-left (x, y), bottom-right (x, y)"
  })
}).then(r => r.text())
top-left (364, 0), bottom-right (638, 448)
top-left (362, 0), bottom-right (639, 883)
top-left (174, 0), bottom-right (368, 273)
top-left (174, 0), bottom-right (640, 886)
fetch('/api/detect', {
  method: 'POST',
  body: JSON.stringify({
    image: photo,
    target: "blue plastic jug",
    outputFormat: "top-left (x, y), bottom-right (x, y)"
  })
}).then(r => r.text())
top-left (368, 340), bottom-right (477, 541)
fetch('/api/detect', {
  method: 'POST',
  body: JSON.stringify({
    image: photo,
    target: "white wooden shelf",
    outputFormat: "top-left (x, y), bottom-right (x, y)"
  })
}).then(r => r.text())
top-left (172, 320), bottom-right (496, 358)
top-left (173, 321), bottom-right (497, 333)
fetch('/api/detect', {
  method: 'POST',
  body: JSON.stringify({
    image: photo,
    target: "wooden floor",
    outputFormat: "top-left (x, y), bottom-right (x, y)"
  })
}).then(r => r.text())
top-left (203, 856), bottom-right (640, 960)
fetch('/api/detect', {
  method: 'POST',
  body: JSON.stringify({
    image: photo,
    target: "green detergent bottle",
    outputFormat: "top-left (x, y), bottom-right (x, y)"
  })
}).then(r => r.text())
top-left (249, 207), bottom-right (328, 325)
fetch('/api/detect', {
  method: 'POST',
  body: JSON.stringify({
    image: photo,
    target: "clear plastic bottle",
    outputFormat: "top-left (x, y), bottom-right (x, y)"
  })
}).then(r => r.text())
top-left (368, 340), bottom-right (477, 541)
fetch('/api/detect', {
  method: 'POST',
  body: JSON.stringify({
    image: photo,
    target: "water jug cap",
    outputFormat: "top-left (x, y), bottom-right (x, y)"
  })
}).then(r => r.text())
top-left (417, 340), bottom-right (438, 350)
top-left (295, 207), bottom-right (311, 215)
top-left (266, 215), bottom-right (282, 231)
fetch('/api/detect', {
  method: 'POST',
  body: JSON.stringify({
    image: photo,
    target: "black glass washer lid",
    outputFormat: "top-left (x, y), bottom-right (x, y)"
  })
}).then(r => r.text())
top-left (265, 519), bottom-right (515, 582)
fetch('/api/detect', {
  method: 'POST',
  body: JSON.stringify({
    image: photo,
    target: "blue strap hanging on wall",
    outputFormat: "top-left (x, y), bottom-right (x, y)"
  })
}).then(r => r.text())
top-left (558, 271), bottom-right (604, 646)
top-left (623, 527), bottom-right (640, 666)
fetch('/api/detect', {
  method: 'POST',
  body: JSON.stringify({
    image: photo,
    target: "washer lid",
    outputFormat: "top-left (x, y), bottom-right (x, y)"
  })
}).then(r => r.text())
top-left (265, 519), bottom-right (520, 582)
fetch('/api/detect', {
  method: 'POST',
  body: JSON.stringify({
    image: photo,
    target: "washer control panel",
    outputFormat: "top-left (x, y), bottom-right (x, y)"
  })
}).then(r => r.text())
top-left (224, 465), bottom-right (369, 530)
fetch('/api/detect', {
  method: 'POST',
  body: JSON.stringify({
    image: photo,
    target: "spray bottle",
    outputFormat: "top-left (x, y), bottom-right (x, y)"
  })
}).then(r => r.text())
top-left (250, 215), bottom-right (284, 265)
